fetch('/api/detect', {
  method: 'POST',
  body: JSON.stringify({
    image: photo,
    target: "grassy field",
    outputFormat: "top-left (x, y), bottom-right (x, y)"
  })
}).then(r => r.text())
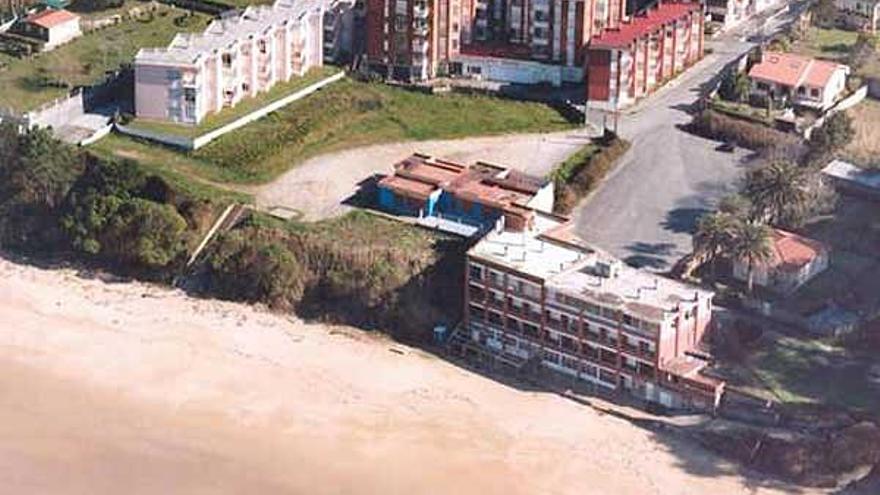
top-left (0, 6), bottom-right (210, 112)
top-left (843, 98), bottom-right (880, 168)
top-left (87, 135), bottom-right (253, 202)
top-left (94, 77), bottom-right (576, 184)
top-left (125, 66), bottom-right (341, 138)
top-left (793, 27), bottom-right (860, 61)
top-left (718, 335), bottom-right (880, 412)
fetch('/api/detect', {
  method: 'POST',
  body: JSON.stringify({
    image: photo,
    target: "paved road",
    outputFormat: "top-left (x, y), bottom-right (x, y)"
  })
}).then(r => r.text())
top-left (573, 4), bottom-right (801, 271)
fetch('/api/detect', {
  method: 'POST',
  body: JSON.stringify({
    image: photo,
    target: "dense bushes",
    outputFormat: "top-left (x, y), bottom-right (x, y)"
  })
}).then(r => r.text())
top-left (552, 133), bottom-right (631, 214)
top-left (690, 109), bottom-right (800, 151)
top-left (204, 212), bottom-right (466, 341)
top-left (0, 124), bottom-right (211, 277)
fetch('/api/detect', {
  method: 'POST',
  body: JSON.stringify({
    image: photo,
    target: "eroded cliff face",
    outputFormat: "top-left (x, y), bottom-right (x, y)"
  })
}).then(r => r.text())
top-left (694, 418), bottom-right (880, 488)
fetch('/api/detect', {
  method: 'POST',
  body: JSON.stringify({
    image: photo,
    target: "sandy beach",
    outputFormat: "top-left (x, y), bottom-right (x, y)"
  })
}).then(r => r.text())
top-left (0, 257), bottom-right (819, 494)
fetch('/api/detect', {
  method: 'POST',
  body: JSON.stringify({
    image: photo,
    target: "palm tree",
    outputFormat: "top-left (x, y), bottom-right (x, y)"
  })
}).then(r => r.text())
top-left (730, 222), bottom-right (773, 295)
top-left (694, 212), bottom-right (737, 281)
top-left (743, 160), bottom-right (809, 227)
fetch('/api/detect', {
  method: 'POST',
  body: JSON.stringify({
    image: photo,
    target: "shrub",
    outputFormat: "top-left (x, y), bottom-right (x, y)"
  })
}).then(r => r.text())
top-left (552, 134), bottom-right (631, 215)
top-left (203, 213), bottom-right (467, 341)
top-left (690, 109), bottom-right (799, 151)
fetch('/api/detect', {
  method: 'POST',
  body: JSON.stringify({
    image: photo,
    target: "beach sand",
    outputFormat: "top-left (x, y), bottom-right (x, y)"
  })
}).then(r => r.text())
top-left (0, 258), bottom-right (818, 494)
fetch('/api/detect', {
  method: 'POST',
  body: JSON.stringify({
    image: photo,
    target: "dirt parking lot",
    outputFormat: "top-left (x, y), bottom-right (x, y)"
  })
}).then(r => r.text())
top-left (255, 130), bottom-right (592, 220)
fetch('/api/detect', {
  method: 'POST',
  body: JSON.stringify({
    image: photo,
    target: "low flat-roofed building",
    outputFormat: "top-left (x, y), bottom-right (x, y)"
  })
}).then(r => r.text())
top-left (732, 228), bottom-right (830, 295)
top-left (376, 153), bottom-right (554, 236)
top-left (461, 211), bottom-right (724, 411)
top-left (748, 51), bottom-right (850, 111)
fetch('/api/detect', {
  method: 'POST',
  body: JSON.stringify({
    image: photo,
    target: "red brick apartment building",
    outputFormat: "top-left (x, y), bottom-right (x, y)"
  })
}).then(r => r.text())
top-left (365, 0), bottom-right (704, 108)
top-left (457, 212), bottom-right (724, 410)
top-left (586, 1), bottom-right (704, 111)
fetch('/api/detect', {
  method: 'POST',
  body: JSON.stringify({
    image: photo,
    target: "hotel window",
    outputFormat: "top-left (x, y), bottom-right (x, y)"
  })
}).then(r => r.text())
top-left (488, 311), bottom-right (503, 326)
top-left (222, 53), bottom-right (233, 68)
top-left (534, 27), bottom-right (546, 38)
top-left (469, 264), bottom-right (484, 281)
top-left (183, 88), bottom-right (196, 104)
top-left (469, 304), bottom-right (484, 321)
top-left (598, 369), bottom-right (616, 384)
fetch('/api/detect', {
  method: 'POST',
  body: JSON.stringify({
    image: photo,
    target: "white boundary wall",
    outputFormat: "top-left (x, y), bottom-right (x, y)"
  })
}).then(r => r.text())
top-left (117, 71), bottom-right (345, 150)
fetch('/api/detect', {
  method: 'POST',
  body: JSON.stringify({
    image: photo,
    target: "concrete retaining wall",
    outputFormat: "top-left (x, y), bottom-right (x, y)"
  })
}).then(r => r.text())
top-left (78, 123), bottom-right (114, 146)
top-left (27, 91), bottom-right (85, 130)
top-left (115, 122), bottom-right (194, 148)
top-left (803, 85), bottom-right (868, 139)
top-left (118, 71), bottom-right (345, 150)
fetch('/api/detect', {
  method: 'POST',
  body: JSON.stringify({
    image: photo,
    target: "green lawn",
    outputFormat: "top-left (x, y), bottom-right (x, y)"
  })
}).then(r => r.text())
top-left (0, 6), bottom-right (210, 112)
top-left (95, 77), bottom-right (576, 184)
top-left (794, 27), bottom-right (860, 61)
top-left (726, 336), bottom-right (880, 413)
top-left (125, 66), bottom-right (341, 138)
top-left (88, 134), bottom-right (253, 201)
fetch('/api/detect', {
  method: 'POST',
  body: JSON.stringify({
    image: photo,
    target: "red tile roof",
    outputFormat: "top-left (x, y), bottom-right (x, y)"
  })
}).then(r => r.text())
top-left (590, 2), bottom-right (701, 49)
top-left (762, 228), bottom-right (828, 272)
top-left (26, 8), bottom-right (78, 29)
top-left (378, 154), bottom-right (546, 215)
top-left (748, 52), bottom-right (845, 89)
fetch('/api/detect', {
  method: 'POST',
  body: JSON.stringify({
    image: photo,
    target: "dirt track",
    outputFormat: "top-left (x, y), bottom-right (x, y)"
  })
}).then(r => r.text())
top-left (0, 258), bottom-right (819, 494)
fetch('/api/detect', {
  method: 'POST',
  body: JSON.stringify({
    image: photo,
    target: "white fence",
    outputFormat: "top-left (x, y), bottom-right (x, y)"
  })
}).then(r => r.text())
top-left (117, 71), bottom-right (345, 151)
top-left (802, 85), bottom-right (868, 139)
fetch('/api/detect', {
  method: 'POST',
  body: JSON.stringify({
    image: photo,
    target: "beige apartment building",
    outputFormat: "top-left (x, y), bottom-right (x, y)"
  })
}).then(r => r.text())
top-left (134, 0), bottom-right (326, 125)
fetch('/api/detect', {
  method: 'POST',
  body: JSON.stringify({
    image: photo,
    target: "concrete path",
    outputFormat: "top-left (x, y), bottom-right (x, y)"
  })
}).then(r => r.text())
top-left (255, 130), bottom-right (594, 221)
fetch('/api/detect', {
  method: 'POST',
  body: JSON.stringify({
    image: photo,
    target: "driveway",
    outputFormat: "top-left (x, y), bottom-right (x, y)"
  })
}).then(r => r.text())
top-left (573, 4), bottom-right (804, 271)
top-left (255, 130), bottom-right (592, 220)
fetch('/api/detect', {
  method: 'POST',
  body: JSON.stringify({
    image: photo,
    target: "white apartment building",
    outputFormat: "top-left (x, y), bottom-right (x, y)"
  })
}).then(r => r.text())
top-left (134, 0), bottom-right (327, 125)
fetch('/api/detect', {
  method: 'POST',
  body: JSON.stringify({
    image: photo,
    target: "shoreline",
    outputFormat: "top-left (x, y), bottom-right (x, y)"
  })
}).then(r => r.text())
top-left (0, 257), bottom-right (817, 494)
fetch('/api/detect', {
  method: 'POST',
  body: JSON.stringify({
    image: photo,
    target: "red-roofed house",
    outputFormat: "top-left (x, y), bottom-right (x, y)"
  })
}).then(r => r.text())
top-left (19, 8), bottom-right (81, 50)
top-left (585, 1), bottom-right (704, 111)
top-left (748, 51), bottom-right (850, 110)
top-left (733, 228), bottom-right (830, 294)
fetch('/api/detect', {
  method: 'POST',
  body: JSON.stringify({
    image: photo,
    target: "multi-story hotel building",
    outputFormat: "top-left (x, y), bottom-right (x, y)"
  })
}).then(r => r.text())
top-left (459, 211), bottom-right (724, 410)
top-left (365, 0), bottom-right (704, 95)
top-left (134, 0), bottom-right (326, 125)
top-left (585, 1), bottom-right (704, 111)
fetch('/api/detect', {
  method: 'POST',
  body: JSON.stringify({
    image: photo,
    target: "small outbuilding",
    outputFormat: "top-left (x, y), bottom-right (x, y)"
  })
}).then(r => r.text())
top-left (733, 228), bottom-right (830, 295)
top-left (19, 8), bottom-right (81, 50)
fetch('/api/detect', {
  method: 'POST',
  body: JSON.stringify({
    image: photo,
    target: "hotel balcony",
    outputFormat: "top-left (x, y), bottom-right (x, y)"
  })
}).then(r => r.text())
top-left (413, 3), bottom-right (429, 18)
top-left (413, 23), bottom-right (429, 37)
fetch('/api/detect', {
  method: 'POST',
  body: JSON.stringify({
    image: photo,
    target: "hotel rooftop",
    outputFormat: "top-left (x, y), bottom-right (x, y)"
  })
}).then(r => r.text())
top-left (470, 212), bottom-right (712, 322)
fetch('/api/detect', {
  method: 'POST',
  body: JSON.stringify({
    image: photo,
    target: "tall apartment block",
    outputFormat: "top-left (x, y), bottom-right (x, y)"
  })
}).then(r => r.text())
top-left (586, 1), bottom-right (704, 111)
top-left (134, 0), bottom-right (326, 125)
top-left (365, 0), bottom-right (704, 94)
top-left (458, 212), bottom-right (724, 410)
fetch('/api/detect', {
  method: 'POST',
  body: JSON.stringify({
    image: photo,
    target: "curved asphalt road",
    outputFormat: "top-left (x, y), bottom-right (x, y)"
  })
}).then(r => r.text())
top-left (573, 4), bottom-right (803, 271)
